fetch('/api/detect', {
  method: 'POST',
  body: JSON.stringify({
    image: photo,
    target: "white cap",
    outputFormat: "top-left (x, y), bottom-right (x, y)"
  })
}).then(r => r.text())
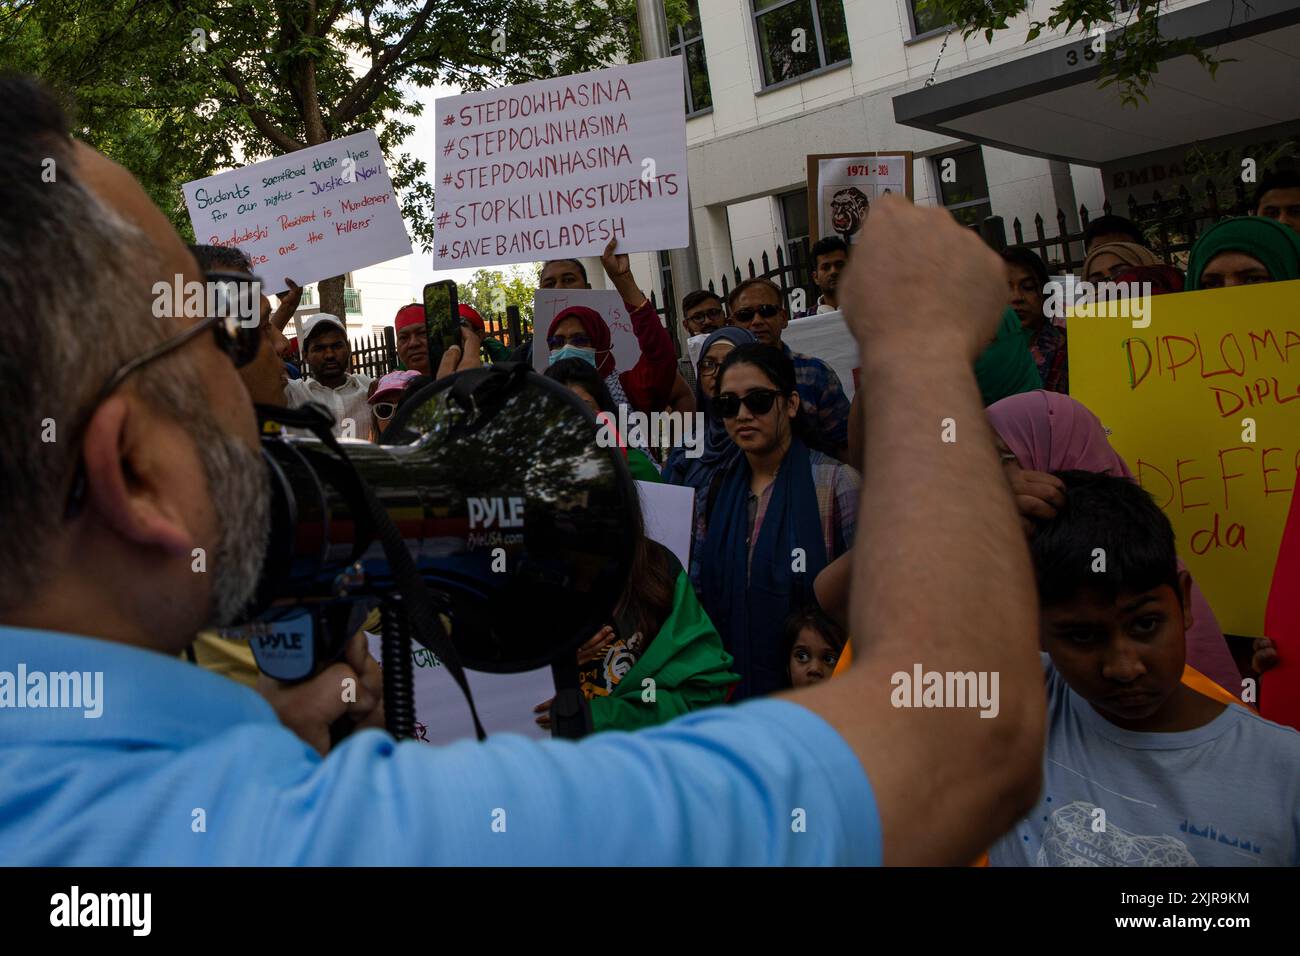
top-left (301, 312), bottom-right (346, 346)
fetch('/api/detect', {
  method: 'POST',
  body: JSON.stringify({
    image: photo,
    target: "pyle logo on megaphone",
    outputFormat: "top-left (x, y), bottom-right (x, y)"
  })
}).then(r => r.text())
top-left (468, 496), bottom-right (525, 530)
top-left (256, 632), bottom-right (304, 651)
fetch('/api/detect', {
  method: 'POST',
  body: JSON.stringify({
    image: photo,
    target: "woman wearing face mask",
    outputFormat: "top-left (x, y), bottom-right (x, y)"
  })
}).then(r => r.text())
top-left (986, 389), bottom-right (1248, 696)
top-left (696, 343), bottom-right (860, 701)
top-left (544, 239), bottom-right (677, 414)
top-left (544, 358), bottom-right (662, 483)
top-left (661, 326), bottom-right (756, 490)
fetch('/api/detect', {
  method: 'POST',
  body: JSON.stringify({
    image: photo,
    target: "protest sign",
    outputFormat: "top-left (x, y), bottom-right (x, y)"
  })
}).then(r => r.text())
top-left (1070, 281), bottom-right (1300, 637)
top-left (182, 131), bottom-right (411, 295)
top-left (364, 633), bottom-right (553, 744)
top-left (689, 310), bottom-right (860, 400)
top-left (637, 479), bottom-right (695, 571)
top-left (531, 288), bottom-right (640, 373)
top-left (433, 57), bottom-right (689, 268)
top-left (806, 152), bottom-right (912, 246)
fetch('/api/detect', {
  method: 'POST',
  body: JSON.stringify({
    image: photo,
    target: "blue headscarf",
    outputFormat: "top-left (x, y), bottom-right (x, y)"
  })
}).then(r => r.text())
top-left (661, 326), bottom-right (756, 489)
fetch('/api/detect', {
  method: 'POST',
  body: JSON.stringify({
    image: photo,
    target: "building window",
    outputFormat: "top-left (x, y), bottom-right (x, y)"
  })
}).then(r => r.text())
top-left (907, 0), bottom-right (950, 37)
top-left (752, 0), bottom-right (850, 88)
top-left (658, 250), bottom-right (675, 312)
top-left (778, 188), bottom-right (809, 251)
top-left (934, 147), bottom-right (991, 228)
top-left (668, 0), bottom-right (711, 116)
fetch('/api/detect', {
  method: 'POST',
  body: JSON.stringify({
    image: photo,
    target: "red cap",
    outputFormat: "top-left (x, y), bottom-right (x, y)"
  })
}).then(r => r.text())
top-left (459, 304), bottom-right (485, 332)
top-left (394, 303), bottom-right (424, 332)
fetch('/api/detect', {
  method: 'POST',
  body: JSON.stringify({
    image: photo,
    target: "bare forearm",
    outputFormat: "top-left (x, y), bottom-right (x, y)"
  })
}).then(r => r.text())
top-left (851, 349), bottom-right (1037, 675)
top-left (797, 348), bottom-right (1043, 864)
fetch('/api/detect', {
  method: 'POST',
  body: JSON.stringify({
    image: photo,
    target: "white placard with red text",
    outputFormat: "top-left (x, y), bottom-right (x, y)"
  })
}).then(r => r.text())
top-left (433, 57), bottom-right (689, 268)
top-left (182, 130), bottom-right (411, 294)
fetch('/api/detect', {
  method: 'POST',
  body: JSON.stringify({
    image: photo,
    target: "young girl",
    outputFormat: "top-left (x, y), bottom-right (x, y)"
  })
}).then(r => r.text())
top-left (784, 606), bottom-right (847, 688)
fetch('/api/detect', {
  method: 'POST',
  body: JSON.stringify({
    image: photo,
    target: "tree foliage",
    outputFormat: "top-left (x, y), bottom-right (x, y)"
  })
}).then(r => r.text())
top-left (915, 0), bottom-right (1233, 107)
top-left (460, 264), bottom-right (541, 330)
top-left (0, 0), bottom-right (636, 260)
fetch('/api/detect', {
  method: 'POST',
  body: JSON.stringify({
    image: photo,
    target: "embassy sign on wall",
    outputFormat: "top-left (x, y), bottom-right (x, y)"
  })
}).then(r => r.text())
top-left (433, 57), bottom-right (690, 268)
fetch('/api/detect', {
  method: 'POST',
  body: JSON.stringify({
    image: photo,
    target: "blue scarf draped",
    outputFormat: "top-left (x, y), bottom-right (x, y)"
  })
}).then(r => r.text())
top-left (661, 327), bottom-right (756, 489)
top-left (699, 438), bottom-right (828, 700)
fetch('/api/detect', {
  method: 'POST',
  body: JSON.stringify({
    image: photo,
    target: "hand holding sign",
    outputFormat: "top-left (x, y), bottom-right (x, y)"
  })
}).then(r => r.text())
top-left (601, 238), bottom-right (643, 306)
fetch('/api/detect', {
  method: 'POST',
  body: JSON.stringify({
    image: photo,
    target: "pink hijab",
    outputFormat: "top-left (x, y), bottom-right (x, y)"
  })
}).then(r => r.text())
top-left (987, 390), bottom-right (1241, 695)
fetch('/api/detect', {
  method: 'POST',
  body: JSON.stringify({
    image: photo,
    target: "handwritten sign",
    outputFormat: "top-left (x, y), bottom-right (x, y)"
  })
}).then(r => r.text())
top-left (433, 57), bottom-right (689, 268)
top-left (182, 130), bottom-right (411, 294)
top-left (531, 288), bottom-right (640, 374)
top-left (1070, 281), bottom-right (1300, 636)
top-left (806, 151), bottom-right (913, 247)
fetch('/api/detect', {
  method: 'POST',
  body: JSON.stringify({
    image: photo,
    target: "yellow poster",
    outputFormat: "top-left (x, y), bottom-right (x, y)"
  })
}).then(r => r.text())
top-left (1069, 280), bottom-right (1300, 637)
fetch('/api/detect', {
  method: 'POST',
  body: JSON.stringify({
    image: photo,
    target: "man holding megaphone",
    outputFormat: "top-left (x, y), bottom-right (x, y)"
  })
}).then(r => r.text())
top-left (0, 74), bottom-right (1042, 867)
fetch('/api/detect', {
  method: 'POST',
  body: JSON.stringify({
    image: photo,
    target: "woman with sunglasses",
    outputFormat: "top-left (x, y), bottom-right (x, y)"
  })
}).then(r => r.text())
top-left (661, 326), bottom-right (756, 491)
top-left (543, 240), bottom-right (678, 415)
top-left (366, 369), bottom-right (427, 440)
top-left (696, 343), bottom-right (860, 701)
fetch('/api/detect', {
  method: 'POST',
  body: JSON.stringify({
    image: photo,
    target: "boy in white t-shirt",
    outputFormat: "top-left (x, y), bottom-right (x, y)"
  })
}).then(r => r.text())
top-left (992, 470), bottom-right (1300, 867)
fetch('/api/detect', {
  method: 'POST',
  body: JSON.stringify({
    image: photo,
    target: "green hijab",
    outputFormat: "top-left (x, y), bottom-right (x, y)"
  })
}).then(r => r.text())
top-left (974, 307), bottom-right (1042, 406)
top-left (1186, 216), bottom-right (1300, 290)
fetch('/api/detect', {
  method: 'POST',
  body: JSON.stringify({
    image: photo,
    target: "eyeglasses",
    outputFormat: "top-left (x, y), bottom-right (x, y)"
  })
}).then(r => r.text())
top-left (63, 270), bottom-right (264, 518)
top-left (687, 307), bottom-right (724, 324)
top-left (373, 402), bottom-right (398, 422)
top-left (699, 357), bottom-right (723, 373)
top-left (547, 333), bottom-right (593, 349)
top-left (715, 388), bottom-right (784, 419)
top-left (547, 333), bottom-right (593, 350)
top-left (731, 304), bottom-right (781, 323)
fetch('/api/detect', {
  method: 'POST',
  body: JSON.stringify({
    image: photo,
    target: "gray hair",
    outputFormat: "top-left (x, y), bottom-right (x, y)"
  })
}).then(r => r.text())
top-left (0, 76), bottom-right (215, 611)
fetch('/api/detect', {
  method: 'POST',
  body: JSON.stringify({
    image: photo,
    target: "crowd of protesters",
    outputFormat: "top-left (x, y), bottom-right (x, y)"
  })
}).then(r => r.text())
top-left (2, 68), bottom-right (1298, 867)
top-left (241, 163), bottom-right (1300, 866)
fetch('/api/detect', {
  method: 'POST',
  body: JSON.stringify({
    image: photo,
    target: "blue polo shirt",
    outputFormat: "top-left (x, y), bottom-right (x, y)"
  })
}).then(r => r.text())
top-left (0, 626), bottom-right (880, 865)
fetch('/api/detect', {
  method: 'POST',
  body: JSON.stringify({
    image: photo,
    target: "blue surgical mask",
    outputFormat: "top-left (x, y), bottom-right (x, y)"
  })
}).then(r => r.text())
top-left (549, 345), bottom-right (597, 367)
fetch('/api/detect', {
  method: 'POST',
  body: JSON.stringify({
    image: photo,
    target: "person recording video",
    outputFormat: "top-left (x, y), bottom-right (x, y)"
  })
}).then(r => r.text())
top-left (0, 75), bottom-right (1042, 866)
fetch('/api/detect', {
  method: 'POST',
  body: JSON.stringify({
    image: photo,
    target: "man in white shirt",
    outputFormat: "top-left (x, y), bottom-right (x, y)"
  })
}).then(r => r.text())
top-left (284, 313), bottom-right (373, 437)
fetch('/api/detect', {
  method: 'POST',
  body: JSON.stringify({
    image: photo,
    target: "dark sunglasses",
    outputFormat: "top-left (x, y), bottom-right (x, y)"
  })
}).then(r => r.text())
top-left (63, 270), bottom-right (264, 518)
top-left (715, 388), bottom-right (784, 419)
top-left (373, 402), bottom-right (398, 422)
top-left (547, 333), bottom-right (593, 350)
top-left (731, 304), bottom-right (781, 323)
